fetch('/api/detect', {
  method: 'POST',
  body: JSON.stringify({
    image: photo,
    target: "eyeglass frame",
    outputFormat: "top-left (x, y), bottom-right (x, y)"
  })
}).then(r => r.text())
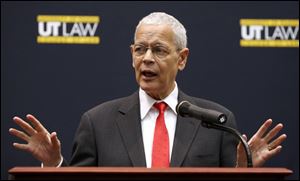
top-left (130, 43), bottom-right (182, 59)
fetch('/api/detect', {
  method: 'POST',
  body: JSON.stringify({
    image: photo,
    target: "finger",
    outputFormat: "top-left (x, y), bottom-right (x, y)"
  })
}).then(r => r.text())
top-left (13, 116), bottom-right (36, 136)
top-left (268, 134), bottom-right (287, 150)
top-left (264, 123), bottom-right (284, 142)
top-left (50, 132), bottom-right (61, 149)
top-left (9, 128), bottom-right (30, 142)
top-left (254, 119), bottom-right (273, 138)
top-left (268, 145), bottom-right (282, 156)
top-left (26, 114), bottom-right (48, 133)
top-left (12, 143), bottom-right (31, 152)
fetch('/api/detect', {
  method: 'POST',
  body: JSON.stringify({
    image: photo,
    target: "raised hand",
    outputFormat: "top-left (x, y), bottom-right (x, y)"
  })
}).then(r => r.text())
top-left (236, 119), bottom-right (287, 167)
top-left (9, 114), bottom-right (62, 167)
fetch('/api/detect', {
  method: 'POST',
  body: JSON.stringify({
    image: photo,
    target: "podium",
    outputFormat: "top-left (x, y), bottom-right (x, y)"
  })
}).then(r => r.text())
top-left (9, 167), bottom-right (292, 180)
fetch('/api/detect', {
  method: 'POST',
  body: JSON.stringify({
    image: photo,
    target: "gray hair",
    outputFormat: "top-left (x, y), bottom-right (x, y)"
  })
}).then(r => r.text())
top-left (134, 12), bottom-right (187, 50)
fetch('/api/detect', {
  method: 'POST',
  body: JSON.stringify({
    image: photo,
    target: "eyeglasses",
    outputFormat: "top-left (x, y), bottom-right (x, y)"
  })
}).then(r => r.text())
top-left (131, 44), bottom-right (171, 59)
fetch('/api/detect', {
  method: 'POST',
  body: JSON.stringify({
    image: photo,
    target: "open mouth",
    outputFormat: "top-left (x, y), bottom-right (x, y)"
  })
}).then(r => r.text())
top-left (141, 70), bottom-right (158, 79)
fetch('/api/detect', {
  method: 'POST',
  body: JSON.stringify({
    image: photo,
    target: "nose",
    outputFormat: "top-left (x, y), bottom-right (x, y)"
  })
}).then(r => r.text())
top-left (142, 48), bottom-right (155, 64)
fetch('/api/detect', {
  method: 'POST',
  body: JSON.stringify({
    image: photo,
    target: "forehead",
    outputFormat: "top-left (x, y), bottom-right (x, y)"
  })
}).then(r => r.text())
top-left (135, 24), bottom-right (175, 46)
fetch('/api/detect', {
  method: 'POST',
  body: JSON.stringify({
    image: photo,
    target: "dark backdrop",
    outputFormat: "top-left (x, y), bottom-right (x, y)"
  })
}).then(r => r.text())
top-left (1, 1), bottom-right (299, 179)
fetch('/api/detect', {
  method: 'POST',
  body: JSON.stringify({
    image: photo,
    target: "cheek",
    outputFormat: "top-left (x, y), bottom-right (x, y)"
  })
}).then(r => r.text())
top-left (164, 59), bottom-right (180, 74)
top-left (132, 59), bottom-right (139, 69)
top-left (133, 60), bottom-right (141, 75)
top-left (159, 64), bottom-right (176, 82)
top-left (166, 68), bottom-right (178, 81)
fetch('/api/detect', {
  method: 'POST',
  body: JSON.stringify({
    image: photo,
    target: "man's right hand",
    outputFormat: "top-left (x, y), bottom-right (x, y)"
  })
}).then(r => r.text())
top-left (9, 114), bottom-right (62, 167)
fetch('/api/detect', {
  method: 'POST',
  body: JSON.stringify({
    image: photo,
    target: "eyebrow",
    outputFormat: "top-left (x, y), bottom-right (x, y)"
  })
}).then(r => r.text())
top-left (134, 41), bottom-right (168, 47)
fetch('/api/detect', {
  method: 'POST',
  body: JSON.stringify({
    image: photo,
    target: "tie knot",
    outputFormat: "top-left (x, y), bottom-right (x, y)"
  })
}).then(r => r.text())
top-left (154, 102), bottom-right (167, 112)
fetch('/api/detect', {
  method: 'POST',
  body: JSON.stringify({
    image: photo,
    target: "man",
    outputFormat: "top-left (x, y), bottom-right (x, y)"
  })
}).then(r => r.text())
top-left (9, 12), bottom-right (286, 168)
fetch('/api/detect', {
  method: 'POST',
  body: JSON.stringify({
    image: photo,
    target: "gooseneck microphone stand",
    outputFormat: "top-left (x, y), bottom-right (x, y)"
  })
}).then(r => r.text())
top-left (201, 122), bottom-right (253, 167)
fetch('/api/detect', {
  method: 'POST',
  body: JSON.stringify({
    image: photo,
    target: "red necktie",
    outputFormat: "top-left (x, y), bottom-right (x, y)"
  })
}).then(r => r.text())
top-left (151, 102), bottom-right (169, 168)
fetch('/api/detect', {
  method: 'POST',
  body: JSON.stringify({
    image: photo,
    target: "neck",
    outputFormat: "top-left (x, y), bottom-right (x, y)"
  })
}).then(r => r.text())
top-left (146, 83), bottom-right (176, 100)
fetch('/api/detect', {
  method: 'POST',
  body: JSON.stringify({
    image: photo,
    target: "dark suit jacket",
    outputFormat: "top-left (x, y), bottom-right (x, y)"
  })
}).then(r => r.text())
top-left (66, 90), bottom-right (238, 167)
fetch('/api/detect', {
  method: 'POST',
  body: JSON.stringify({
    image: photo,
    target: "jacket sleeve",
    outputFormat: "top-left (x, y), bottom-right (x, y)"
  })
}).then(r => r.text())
top-left (69, 112), bottom-right (98, 166)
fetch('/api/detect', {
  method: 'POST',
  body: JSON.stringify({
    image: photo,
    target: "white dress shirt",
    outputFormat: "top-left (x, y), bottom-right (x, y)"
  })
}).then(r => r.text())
top-left (48, 83), bottom-right (179, 168)
top-left (139, 83), bottom-right (178, 168)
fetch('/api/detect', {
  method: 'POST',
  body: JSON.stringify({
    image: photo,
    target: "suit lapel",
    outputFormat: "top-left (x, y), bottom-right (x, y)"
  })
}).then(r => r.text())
top-left (114, 90), bottom-right (201, 167)
top-left (115, 92), bottom-right (146, 167)
top-left (170, 91), bottom-right (202, 167)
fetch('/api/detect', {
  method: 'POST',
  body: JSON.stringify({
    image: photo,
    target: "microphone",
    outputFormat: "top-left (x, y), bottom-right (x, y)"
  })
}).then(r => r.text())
top-left (176, 101), bottom-right (227, 124)
top-left (176, 100), bottom-right (253, 167)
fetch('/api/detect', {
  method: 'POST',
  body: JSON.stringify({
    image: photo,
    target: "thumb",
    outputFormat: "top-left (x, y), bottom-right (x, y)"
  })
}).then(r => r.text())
top-left (50, 132), bottom-right (61, 149)
top-left (242, 134), bottom-right (248, 141)
top-left (237, 134), bottom-right (248, 153)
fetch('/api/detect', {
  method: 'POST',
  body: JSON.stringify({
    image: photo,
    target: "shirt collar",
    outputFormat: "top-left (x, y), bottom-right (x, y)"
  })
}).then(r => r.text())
top-left (139, 82), bottom-right (179, 120)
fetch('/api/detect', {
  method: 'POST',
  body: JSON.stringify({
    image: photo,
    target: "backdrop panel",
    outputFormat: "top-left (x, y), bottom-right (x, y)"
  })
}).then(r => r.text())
top-left (1, 1), bottom-right (298, 179)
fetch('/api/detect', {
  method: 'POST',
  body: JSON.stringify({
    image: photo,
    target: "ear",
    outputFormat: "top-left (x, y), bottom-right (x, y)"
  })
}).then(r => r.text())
top-left (130, 45), bottom-right (135, 68)
top-left (178, 48), bottom-right (189, 71)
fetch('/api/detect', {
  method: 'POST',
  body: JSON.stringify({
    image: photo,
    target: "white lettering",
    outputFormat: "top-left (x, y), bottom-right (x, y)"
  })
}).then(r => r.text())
top-left (241, 25), bottom-right (263, 40)
top-left (62, 23), bottom-right (70, 36)
top-left (272, 27), bottom-right (284, 39)
top-left (282, 26), bottom-right (299, 39)
top-left (38, 22), bottom-right (61, 36)
top-left (264, 26), bottom-right (271, 40)
top-left (38, 21), bottom-right (100, 38)
top-left (80, 23), bottom-right (98, 36)
top-left (69, 23), bottom-right (82, 36)
top-left (243, 25), bottom-right (299, 40)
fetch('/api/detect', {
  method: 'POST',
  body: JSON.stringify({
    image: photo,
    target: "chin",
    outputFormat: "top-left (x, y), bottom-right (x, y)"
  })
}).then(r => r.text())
top-left (139, 81), bottom-right (160, 93)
